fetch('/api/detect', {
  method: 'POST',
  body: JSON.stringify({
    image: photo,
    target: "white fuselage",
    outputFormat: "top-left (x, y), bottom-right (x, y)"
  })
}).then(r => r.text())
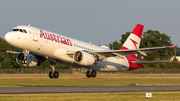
top-left (5, 26), bottom-right (130, 71)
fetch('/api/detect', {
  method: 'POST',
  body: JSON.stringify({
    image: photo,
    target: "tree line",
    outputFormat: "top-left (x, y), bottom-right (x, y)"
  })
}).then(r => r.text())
top-left (0, 30), bottom-right (180, 69)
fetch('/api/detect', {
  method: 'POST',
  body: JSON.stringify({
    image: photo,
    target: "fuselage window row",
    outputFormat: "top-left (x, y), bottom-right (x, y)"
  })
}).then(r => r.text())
top-left (74, 44), bottom-right (95, 51)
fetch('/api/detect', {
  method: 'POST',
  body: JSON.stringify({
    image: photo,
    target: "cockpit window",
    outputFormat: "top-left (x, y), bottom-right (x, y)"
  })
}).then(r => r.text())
top-left (12, 29), bottom-right (27, 33)
top-left (19, 29), bottom-right (23, 32)
top-left (13, 29), bottom-right (19, 31)
top-left (23, 30), bottom-right (27, 33)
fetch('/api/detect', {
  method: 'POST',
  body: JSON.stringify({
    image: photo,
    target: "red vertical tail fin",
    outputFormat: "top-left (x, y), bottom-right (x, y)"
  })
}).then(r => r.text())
top-left (120, 24), bottom-right (144, 59)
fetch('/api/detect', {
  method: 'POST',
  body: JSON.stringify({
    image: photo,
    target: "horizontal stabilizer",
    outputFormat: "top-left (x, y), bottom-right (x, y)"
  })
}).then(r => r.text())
top-left (132, 61), bottom-right (170, 64)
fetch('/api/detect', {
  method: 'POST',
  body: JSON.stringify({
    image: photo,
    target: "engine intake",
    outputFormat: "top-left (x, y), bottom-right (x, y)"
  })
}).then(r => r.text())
top-left (16, 53), bottom-right (38, 67)
top-left (74, 51), bottom-right (95, 66)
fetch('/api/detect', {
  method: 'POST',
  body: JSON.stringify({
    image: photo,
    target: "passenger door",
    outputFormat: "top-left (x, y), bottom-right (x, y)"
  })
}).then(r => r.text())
top-left (31, 28), bottom-right (38, 42)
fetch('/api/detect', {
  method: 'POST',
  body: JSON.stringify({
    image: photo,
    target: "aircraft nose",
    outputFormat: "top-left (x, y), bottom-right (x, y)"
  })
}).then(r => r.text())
top-left (4, 32), bottom-right (13, 44)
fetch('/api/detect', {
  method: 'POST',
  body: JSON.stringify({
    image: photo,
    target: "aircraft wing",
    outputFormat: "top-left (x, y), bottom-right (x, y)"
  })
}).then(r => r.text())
top-left (6, 51), bottom-right (21, 54)
top-left (88, 46), bottom-right (177, 59)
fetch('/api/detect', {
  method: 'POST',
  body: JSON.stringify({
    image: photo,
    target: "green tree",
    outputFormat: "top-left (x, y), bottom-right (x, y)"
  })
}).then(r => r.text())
top-left (140, 30), bottom-right (173, 60)
top-left (55, 63), bottom-right (72, 69)
top-left (141, 30), bottom-right (172, 47)
top-left (1, 58), bottom-right (13, 68)
top-left (109, 41), bottom-right (122, 50)
top-left (39, 60), bottom-right (51, 68)
top-left (120, 32), bottom-right (131, 43)
top-left (109, 32), bottom-right (130, 50)
top-left (0, 55), bottom-right (4, 60)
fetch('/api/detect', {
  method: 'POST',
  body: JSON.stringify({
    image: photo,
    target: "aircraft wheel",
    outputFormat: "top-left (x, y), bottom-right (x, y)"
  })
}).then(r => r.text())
top-left (49, 71), bottom-right (54, 79)
top-left (86, 70), bottom-right (91, 78)
top-left (91, 70), bottom-right (96, 78)
top-left (53, 71), bottom-right (59, 78)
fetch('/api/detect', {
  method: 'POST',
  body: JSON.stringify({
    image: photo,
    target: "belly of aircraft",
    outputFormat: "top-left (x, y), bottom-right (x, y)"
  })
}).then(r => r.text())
top-left (92, 57), bottom-right (129, 72)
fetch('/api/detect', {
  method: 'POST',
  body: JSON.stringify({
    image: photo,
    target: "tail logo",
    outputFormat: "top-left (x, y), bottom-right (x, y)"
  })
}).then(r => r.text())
top-left (130, 38), bottom-right (138, 49)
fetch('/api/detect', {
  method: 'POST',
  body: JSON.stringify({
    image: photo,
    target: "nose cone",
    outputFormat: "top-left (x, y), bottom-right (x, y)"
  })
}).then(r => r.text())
top-left (4, 32), bottom-right (14, 45)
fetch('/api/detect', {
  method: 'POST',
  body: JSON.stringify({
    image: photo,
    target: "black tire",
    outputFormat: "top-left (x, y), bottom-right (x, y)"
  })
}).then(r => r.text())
top-left (86, 70), bottom-right (91, 78)
top-left (49, 71), bottom-right (54, 79)
top-left (91, 70), bottom-right (96, 78)
top-left (53, 71), bottom-right (59, 78)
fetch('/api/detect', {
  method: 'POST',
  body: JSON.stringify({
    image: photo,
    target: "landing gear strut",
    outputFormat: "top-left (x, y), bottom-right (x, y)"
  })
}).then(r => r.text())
top-left (49, 62), bottom-right (59, 79)
top-left (86, 70), bottom-right (97, 78)
top-left (23, 50), bottom-right (29, 60)
top-left (21, 50), bottom-right (30, 64)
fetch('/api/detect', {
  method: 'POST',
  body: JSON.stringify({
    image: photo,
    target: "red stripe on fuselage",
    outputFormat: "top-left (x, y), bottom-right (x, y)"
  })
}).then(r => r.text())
top-left (125, 56), bottom-right (144, 70)
top-left (120, 46), bottom-right (137, 59)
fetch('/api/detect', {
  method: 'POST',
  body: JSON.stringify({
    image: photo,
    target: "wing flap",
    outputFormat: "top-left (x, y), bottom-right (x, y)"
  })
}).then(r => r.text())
top-left (132, 61), bottom-right (170, 64)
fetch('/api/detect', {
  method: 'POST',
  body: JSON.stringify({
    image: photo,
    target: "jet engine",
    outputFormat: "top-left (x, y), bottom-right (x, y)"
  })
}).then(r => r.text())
top-left (16, 53), bottom-right (39, 67)
top-left (74, 51), bottom-right (95, 66)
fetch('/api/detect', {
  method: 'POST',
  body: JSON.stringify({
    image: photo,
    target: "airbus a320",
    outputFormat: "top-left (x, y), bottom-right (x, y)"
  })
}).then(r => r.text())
top-left (4, 24), bottom-right (177, 78)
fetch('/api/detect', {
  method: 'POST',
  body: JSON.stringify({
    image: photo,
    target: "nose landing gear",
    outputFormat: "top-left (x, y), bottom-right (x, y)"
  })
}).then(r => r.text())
top-left (86, 70), bottom-right (97, 78)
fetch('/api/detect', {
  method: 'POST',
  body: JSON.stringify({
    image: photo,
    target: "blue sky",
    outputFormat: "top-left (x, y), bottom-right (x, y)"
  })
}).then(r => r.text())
top-left (0, 0), bottom-right (180, 46)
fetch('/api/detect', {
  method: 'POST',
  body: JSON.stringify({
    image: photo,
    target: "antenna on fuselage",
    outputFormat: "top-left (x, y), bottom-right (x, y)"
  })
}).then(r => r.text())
top-left (28, 24), bottom-right (31, 26)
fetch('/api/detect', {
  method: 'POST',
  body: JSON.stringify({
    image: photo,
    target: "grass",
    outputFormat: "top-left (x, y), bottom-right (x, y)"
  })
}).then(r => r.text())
top-left (0, 73), bottom-right (180, 101)
top-left (0, 73), bottom-right (180, 86)
top-left (0, 78), bottom-right (180, 86)
top-left (0, 92), bottom-right (180, 101)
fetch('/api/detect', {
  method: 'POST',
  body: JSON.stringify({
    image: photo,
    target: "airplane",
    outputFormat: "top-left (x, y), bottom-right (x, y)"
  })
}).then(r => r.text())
top-left (4, 24), bottom-right (177, 78)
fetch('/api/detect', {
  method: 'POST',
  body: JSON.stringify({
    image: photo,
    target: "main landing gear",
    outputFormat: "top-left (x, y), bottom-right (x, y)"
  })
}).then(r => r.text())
top-left (49, 62), bottom-right (59, 79)
top-left (86, 70), bottom-right (97, 78)
top-left (49, 71), bottom-right (59, 78)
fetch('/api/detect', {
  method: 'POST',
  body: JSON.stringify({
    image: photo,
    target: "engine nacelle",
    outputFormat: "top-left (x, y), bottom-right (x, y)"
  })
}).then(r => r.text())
top-left (74, 51), bottom-right (95, 66)
top-left (16, 53), bottom-right (38, 67)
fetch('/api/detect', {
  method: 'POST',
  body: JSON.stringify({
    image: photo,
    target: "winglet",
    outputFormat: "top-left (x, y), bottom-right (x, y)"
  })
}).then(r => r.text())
top-left (173, 45), bottom-right (177, 51)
